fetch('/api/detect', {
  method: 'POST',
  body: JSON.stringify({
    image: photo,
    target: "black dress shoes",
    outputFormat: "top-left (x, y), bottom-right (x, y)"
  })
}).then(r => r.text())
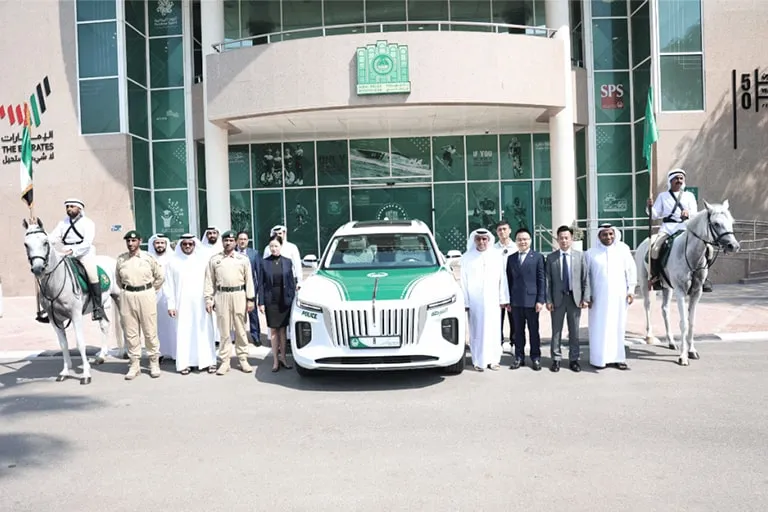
top-left (510, 358), bottom-right (523, 370)
top-left (531, 359), bottom-right (542, 371)
top-left (550, 361), bottom-right (560, 372)
top-left (569, 361), bottom-right (582, 373)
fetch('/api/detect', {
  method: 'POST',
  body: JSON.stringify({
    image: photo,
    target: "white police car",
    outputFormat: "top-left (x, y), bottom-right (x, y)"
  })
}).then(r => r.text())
top-left (292, 220), bottom-right (465, 376)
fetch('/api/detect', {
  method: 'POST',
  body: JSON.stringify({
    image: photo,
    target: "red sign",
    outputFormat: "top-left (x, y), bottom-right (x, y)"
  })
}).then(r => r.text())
top-left (600, 83), bottom-right (625, 110)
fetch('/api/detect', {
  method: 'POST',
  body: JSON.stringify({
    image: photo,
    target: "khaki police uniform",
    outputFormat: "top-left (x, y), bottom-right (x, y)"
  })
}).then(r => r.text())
top-left (204, 249), bottom-right (255, 374)
top-left (116, 248), bottom-right (165, 379)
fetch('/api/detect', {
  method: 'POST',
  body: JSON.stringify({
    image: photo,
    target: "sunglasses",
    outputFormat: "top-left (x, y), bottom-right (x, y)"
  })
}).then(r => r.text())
top-left (180, 242), bottom-right (194, 246)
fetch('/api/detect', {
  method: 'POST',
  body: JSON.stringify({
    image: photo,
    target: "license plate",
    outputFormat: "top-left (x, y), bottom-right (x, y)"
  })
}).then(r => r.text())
top-left (349, 336), bottom-right (401, 349)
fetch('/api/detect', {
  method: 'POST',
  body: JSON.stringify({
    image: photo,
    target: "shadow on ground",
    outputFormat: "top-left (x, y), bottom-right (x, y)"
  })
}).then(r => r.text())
top-left (0, 433), bottom-right (71, 481)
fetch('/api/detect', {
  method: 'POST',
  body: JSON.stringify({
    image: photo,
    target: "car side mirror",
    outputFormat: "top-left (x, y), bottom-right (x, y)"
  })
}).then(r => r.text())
top-left (302, 254), bottom-right (318, 269)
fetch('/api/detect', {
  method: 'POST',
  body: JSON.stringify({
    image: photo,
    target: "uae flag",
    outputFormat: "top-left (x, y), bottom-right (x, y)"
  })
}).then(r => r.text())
top-left (20, 105), bottom-right (33, 207)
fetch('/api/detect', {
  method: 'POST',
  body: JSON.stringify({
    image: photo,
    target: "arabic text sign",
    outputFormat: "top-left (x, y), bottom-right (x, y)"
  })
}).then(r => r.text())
top-left (1, 130), bottom-right (55, 166)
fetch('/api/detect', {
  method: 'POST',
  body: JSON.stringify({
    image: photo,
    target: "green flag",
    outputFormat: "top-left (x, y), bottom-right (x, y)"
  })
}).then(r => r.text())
top-left (642, 86), bottom-right (659, 168)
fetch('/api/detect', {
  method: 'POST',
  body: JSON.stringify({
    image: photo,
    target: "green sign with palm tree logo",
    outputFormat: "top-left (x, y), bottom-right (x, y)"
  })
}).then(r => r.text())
top-left (356, 40), bottom-right (411, 95)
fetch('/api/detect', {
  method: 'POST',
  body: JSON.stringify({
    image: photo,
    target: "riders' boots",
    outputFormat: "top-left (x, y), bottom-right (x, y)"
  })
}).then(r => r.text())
top-left (88, 282), bottom-right (105, 321)
top-left (125, 358), bottom-right (141, 380)
top-left (650, 258), bottom-right (663, 291)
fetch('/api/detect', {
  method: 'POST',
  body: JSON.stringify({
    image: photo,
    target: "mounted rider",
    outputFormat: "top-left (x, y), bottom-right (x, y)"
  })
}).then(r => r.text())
top-left (48, 198), bottom-right (105, 320)
top-left (646, 169), bottom-right (712, 292)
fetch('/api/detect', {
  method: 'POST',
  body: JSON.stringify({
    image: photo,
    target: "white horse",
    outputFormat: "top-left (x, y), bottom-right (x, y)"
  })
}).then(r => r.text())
top-left (22, 218), bottom-right (126, 384)
top-left (635, 200), bottom-right (740, 366)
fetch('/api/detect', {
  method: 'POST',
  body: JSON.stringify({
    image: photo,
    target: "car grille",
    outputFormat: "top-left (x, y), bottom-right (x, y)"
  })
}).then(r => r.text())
top-left (332, 307), bottom-right (418, 347)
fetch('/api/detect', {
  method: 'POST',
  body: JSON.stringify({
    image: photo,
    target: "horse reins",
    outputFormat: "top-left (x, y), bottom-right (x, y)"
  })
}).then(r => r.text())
top-left (26, 227), bottom-right (79, 330)
top-left (683, 211), bottom-right (736, 274)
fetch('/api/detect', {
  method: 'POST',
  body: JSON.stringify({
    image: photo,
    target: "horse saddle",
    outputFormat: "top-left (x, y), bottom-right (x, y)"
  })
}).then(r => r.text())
top-left (65, 257), bottom-right (111, 294)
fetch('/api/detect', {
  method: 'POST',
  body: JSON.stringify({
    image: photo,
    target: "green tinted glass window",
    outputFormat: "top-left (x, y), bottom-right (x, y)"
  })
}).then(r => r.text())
top-left (318, 187), bottom-right (350, 250)
top-left (148, 0), bottom-right (183, 36)
top-left (534, 180), bottom-right (552, 235)
top-left (466, 135), bottom-right (499, 181)
top-left (366, 0), bottom-right (406, 32)
top-left (594, 71), bottom-right (631, 124)
top-left (133, 188), bottom-right (153, 237)
top-left (532, 134), bottom-right (551, 179)
top-left (285, 188), bottom-right (319, 256)
top-left (467, 181), bottom-right (499, 233)
top-left (660, 55), bottom-right (704, 111)
top-left (595, 124), bottom-right (632, 174)
top-left (324, 0), bottom-right (365, 35)
top-left (229, 145), bottom-right (251, 189)
top-left (500, 134), bottom-right (532, 180)
top-left (501, 181), bottom-right (533, 233)
top-left (450, 0), bottom-right (492, 31)
top-left (77, 0), bottom-right (116, 22)
top-left (78, 22), bottom-right (118, 78)
top-left (152, 141), bottom-right (187, 189)
top-left (149, 37), bottom-right (184, 88)
top-left (127, 81), bottom-right (148, 138)
top-left (126, 25), bottom-right (147, 86)
top-left (597, 175), bottom-right (632, 220)
top-left (154, 189), bottom-right (190, 239)
top-left (253, 190), bottom-right (285, 249)
top-left (433, 183), bottom-right (467, 252)
top-left (131, 137), bottom-right (151, 189)
top-left (79, 78), bottom-right (120, 134)
top-left (252, 143), bottom-right (284, 188)
top-left (591, 0), bottom-right (626, 17)
top-left (230, 190), bottom-right (253, 235)
top-left (283, 141), bottom-right (316, 187)
top-left (317, 141), bottom-right (349, 186)
top-left (125, 0), bottom-right (146, 33)
top-left (592, 19), bottom-right (629, 71)
top-left (432, 136), bottom-right (465, 182)
top-left (658, 0), bottom-right (702, 53)
top-left (631, 1), bottom-right (650, 66)
top-left (151, 89), bottom-right (186, 140)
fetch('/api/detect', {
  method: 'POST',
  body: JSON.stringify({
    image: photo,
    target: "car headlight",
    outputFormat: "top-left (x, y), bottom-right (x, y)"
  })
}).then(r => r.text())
top-left (297, 299), bottom-right (323, 313)
top-left (427, 294), bottom-right (456, 310)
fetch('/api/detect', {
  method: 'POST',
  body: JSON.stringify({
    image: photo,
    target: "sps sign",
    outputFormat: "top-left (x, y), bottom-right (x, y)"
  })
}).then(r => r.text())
top-left (600, 84), bottom-right (625, 110)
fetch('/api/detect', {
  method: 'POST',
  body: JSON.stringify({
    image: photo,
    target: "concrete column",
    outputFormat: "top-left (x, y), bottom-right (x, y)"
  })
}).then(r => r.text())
top-left (200, 0), bottom-right (231, 232)
top-left (546, 0), bottom-right (577, 235)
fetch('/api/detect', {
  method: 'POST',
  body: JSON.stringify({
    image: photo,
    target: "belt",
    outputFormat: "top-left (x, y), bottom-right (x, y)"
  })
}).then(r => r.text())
top-left (217, 285), bottom-right (245, 292)
top-left (123, 283), bottom-right (153, 292)
top-left (662, 216), bottom-right (683, 223)
top-left (63, 241), bottom-right (83, 245)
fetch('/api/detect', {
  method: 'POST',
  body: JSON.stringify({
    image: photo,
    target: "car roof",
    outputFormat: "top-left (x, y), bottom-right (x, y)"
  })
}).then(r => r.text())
top-left (331, 219), bottom-right (432, 237)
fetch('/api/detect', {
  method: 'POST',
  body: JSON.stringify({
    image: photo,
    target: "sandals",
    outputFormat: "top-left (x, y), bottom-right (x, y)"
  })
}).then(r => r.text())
top-left (487, 364), bottom-right (501, 371)
top-left (474, 365), bottom-right (484, 372)
top-left (207, 365), bottom-right (217, 374)
top-left (279, 360), bottom-right (293, 370)
top-left (180, 368), bottom-right (190, 375)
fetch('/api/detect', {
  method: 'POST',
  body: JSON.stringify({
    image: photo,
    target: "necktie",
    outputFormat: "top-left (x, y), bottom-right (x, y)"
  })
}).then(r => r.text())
top-left (520, 252), bottom-right (526, 264)
top-left (562, 252), bottom-right (570, 293)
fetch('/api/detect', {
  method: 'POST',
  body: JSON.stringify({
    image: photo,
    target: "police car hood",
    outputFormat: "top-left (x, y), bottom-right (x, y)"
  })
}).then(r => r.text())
top-left (298, 266), bottom-right (456, 305)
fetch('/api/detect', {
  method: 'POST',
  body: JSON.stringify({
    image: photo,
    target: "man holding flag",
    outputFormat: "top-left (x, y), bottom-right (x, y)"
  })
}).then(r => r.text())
top-left (642, 87), bottom-right (712, 292)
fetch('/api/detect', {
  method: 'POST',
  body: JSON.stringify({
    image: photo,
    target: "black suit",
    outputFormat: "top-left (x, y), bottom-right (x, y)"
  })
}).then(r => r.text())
top-left (506, 250), bottom-right (546, 361)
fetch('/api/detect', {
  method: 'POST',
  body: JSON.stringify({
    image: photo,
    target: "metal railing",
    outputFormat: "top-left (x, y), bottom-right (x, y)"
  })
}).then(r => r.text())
top-left (213, 20), bottom-right (558, 52)
top-left (533, 217), bottom-right (768, 279)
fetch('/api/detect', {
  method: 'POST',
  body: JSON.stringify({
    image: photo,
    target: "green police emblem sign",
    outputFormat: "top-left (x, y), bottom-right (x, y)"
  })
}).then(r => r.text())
top-left (356, 40), bottom-right (411, 95)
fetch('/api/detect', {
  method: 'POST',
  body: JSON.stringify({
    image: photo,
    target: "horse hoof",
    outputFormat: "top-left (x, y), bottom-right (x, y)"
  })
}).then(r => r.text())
top-left (80, 377), bottom-right (92, 385)
top-left (91, 357), bottom-right (105, 366)
top-left (689, 351), bottom-right (700, 360)
top-left (668, 343), bottom-right (678, 351)
top-left (55, 375), bottom-right (66, 382)
top-left (678, 358), bottom-right (689, 366)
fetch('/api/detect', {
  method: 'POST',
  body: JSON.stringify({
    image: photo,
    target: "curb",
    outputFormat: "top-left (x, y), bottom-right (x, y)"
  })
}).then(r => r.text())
top-left (0, 345), bottom-right (274, 362)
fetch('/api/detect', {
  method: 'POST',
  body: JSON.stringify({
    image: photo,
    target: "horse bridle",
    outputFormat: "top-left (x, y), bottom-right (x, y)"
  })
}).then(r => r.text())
top-left (25, 227), bottom-right (78, 329)
top-left (684, 210), bottom-right (736, 273)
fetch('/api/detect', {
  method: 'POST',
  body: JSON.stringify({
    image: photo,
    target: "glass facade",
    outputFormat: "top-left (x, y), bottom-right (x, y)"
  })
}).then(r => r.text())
top-left (126, 0), bottom-right (193, 240)
top-left (75, 0), bottom-right (120, 134)
top-left (221, 133), bottom-right (563, 256)
top-left (587, 0), bottom-right (656, 248)
top-left (219, 0), bottom-right (577, 46)
top-left (657, 0), bottom-right (704, 111)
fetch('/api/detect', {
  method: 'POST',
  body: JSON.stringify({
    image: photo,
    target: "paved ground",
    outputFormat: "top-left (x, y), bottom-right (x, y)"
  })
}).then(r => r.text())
top-left (2, 281), bottom-right (767, 358)
top-left (1, 340), bottom-right (768, 511)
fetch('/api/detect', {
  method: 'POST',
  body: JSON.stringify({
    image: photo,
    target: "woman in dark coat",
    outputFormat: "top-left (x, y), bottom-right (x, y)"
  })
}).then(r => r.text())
top-left (258, 234), bottom-right (296, 372)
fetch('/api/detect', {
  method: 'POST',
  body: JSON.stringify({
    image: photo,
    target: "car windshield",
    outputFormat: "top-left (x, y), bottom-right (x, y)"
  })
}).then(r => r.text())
top-left (323, 233), bottom-right (439, 270)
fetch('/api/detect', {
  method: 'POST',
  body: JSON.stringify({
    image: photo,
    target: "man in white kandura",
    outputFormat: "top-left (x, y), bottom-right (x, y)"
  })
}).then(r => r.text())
top-left (163, 234), bottom-right (217, 374)
top-left (586, 224), bottom-right (637, 370)
top-left (148, 233), bottom-right (175, 361)
top-left (460, 228), bottom-right (510, 372)
top-left (263, 224), bottom-right (303, 287)
top-left (48, 198), bottom-right (105, 320)
top-left (646, 168), bottom-right (708, 290)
